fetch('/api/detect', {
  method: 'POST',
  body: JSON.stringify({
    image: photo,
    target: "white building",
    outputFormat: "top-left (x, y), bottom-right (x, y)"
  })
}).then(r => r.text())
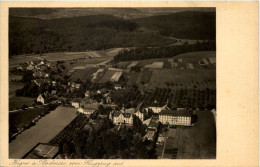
top-left (109, 111), bottom-right (133, 125)
top-left (78, 107), bottom-right (95, 116)
top-left (146, 104), bottom-right (170, 114)
top-left (159, 110), bottom-right (192, 126)
top-left (71, 101), bottom-right (80, 108)
top-left (37, 94), bottom-right (45, 104)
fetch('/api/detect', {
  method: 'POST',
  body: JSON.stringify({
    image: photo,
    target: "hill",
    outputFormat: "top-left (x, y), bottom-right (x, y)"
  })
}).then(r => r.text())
top-left (9, 15), bottom-right (174, 57)
top-left (132, 11), bottom-right (216, 40)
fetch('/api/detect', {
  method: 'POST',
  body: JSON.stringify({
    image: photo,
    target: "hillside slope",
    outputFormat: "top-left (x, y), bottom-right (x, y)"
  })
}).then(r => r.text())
top-left (132, 11), bottom-right (216, 40)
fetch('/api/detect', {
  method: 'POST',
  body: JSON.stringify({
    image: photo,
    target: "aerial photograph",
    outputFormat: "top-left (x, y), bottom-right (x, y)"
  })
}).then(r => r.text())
top-left (9, 8), bottom-right (216, 159)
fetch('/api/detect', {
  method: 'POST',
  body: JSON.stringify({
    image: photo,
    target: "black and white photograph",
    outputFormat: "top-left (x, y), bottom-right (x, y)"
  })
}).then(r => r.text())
top-left (8, 7), bottom-right (216, 159)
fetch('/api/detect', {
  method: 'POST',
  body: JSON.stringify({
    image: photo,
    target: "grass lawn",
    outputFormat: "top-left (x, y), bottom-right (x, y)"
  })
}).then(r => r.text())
top-left (9, 106), bottom-right (78, 158)
top-left (9, 96), bottom-right (35, 110)
top-left (176, 110), bottom-right (216, 159)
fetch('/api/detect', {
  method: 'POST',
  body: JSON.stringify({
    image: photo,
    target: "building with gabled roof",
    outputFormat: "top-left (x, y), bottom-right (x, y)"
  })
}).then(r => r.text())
top-left (109, 110), bottom-right (133, 125)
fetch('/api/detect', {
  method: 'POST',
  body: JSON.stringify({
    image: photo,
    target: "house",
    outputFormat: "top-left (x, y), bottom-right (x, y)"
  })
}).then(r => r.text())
top-left (27, 64), bottom-right (34, 71)
top-left (75, 84), bottom-right (81, 89)
top-left (159, 109), bottom-right (192, 126)
top-left (44, 73), bottom-right (49, 78)
top-left (40, 59), bottom-right (47, 65)
top-left (71, 100), bottom-right (80, 108)
top-left (109, 110), bottom-right (133, 125)
top-left (51, 90), bottom-right (57, 95)
top-left (114, 84), bottom-right (122, 90)
top-left (37, 94), bottom-right (46, 104)
top-left (16, 66), bottom-right (23, 71)
top-left (33, 71), bottom-right (42, 78)
top-left (85, 91), bottom-right (90, 97)
top-left (52, 81), bottom-right (56, 86)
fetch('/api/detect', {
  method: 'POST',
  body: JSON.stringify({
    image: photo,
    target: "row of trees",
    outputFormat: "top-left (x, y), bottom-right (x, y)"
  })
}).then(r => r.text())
top-left (110, 86), bottom-right (216, 110)
top-left (114, 41), bottom-right (216, 62)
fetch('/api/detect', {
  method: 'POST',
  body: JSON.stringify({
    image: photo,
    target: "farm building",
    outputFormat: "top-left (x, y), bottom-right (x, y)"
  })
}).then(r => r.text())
top-left (159, 109), bottom-right (192, 126)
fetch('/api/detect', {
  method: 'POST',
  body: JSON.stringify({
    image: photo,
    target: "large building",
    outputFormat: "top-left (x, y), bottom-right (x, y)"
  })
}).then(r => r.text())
top-left (159, 109), bottom-right (192, 126)
top-left (109, 111), bottom-right (133, 125)
top-left (145, 103), bottom-right (170, 114)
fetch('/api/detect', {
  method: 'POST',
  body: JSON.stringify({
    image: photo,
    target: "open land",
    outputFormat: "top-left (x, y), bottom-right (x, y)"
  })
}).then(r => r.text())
top-left (9, 106), bottom-right (77, 158)
top-left (9, 97), bottom-right (35, 110)
top-left (176, 110), bottom-right (216, 159)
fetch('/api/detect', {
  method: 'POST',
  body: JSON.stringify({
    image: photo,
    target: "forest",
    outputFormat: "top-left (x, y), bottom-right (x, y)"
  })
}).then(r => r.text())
top-left (9, 11), bottom-right (215, 57)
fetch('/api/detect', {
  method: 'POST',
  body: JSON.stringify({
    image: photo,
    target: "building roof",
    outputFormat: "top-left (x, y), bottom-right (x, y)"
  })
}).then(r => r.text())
top-left (23, 143), bottom-right (59, 159)
top-left (113, 111), bottom-right (132, 118)
top-left (159, 110), bottom-right (191, 117)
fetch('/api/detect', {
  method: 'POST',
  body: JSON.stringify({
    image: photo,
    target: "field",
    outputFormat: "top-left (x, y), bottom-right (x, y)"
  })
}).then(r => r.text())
top-left (97, 70), bottom-right (118, 83)
top-left (116, 51), bottom-right (216, 70)
top-left (9, 107), bottom-right (46, 129)
top-left (177, 110), bottom-right (216, 159)
top-left (9, 48), bottom-right (123, 69)
top-left (9, 106), bottom-right (78, 158)
top-left (9, 97), bottom-right (35, 110)
top-left (150, 69), bottom-right (215, 84)
top-left (69, 68), bottom-right (99, 82)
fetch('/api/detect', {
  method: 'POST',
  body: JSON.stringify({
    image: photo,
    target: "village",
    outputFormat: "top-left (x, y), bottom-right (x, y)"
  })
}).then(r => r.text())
top-left (9, 56), bottom-right (216, 159)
